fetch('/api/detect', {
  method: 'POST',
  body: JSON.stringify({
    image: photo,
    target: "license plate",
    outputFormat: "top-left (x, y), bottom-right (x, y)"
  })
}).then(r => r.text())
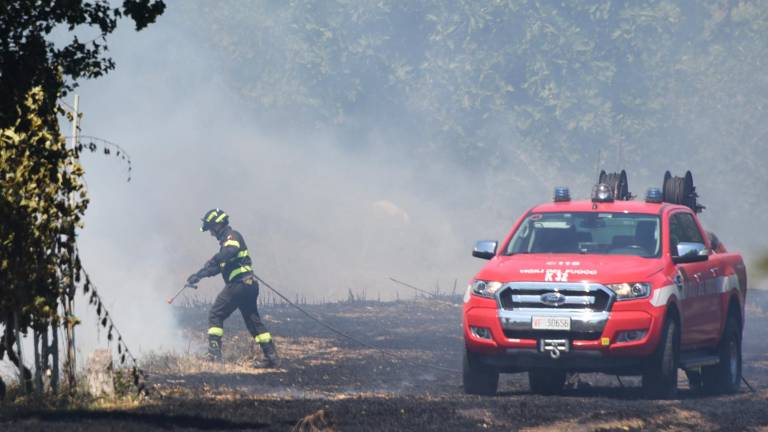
top-left (531, 316), bottom-right (571, 330)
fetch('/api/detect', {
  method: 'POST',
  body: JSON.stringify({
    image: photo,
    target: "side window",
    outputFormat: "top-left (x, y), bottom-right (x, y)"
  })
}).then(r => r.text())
top-left (677, 213), bottom-right (704, 244)
top-left (669, 212), bottom-right (704, 256)
top-left (669, 214), bottom-right (683, 256)
top-left (508, 220), bottom-right (533, 254)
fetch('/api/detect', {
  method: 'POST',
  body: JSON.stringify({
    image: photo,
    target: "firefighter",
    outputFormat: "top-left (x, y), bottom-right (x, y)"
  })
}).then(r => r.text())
top-left (186, 208), bottom-right (280, 367)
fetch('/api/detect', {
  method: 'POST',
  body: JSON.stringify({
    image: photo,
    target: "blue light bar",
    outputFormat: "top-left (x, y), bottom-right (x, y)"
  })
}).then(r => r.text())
top-left (553, 187), bottom-right (571, 202)
top-left (646, 187), bottom-right (663, 203)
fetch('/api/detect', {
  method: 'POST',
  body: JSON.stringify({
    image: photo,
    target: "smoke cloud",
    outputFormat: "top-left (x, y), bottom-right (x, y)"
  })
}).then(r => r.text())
top-left (57, 2), bottom-right (768, 359)
top-left (67, 8), bottom-right (510, 356)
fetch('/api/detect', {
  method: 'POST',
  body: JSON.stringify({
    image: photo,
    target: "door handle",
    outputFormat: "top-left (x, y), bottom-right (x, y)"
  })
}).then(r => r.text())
top-left (710, 268), bottom-right (719, 277)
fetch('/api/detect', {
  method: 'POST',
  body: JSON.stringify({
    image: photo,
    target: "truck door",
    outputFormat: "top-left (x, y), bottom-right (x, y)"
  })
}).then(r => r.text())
top-left (670, 212), bottom-right (715, 348)
top-left (699, 229), bottom-right (725, 346)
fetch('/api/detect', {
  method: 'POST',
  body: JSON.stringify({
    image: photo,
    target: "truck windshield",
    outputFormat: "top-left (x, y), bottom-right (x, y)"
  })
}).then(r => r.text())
top-left (505, 212), bottom-right (661, 257)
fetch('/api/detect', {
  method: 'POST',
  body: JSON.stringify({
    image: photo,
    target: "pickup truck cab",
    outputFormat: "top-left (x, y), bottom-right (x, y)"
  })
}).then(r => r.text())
top-left (463, 181), bottom-right (747, 398)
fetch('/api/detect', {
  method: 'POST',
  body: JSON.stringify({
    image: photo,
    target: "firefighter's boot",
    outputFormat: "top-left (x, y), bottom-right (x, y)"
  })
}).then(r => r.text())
top-left (256, 340), bottom-right (280, 368)
top-left (207, 334), bottom-right (223, 362)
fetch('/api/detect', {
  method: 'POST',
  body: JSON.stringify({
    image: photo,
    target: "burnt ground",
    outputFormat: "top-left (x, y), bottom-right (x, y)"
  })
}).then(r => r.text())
top-left (3, 290), bottom-right (768, 431)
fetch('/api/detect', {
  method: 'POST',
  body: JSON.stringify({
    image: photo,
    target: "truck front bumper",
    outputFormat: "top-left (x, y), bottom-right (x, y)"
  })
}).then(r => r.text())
top-left (473, 347), bottom-right (645, 373)
top-left (464, 301), bottom-right (666, 373)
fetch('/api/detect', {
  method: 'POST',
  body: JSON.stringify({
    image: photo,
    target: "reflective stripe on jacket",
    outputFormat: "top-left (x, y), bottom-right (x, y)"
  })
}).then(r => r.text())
top-left (216, 229), bottom-right (253, 283)
top-left (193, 227), bottom-right (255, 283)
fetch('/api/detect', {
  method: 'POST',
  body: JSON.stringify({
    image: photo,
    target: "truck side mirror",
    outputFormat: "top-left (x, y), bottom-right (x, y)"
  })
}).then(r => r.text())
top-left (672, 242), bottom-right (709, 264)
top-left (473, 240), bottom-right (498, 260)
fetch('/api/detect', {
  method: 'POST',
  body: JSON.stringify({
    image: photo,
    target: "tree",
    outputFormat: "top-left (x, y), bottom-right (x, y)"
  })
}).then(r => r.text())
top-left (180, 1), bottom-right (767, 161)
top-left (0, 0), bottom-right (166, 129)
top-left (180, 1), bottom-right (768, 234)
top-left (0, 87), bottom-right (86, 392)
top-left (0, 0), bottom-right (165, 395)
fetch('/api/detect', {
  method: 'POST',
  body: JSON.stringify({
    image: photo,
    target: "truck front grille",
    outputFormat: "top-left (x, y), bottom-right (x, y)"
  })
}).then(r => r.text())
top-left (498, 284), bottom-right (613, 312)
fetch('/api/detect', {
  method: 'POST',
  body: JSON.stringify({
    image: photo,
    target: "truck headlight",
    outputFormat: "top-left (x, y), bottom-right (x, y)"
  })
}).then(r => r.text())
top-left (606, 282), bottom-right (651, 300)
top-left (471, 280), bottom-right (503, 298)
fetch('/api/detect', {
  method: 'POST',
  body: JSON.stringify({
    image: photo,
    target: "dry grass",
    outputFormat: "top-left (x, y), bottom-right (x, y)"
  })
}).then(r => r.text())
top-left (1, 379), bottom-right (147, 411)
top-left (517, 406), bottom-right (720, 432)
top-left (520, 418), bottom-right (647, 432)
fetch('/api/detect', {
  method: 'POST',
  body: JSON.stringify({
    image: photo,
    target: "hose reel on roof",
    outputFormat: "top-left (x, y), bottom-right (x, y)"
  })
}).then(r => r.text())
top-left (662, 170), bottom-right (704, 213)
top-left (597, 170), bottom-right (632, 201)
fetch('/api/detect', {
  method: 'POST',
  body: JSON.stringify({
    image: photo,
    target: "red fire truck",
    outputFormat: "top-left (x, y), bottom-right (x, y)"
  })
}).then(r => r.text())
top-left (463, 171), bottom-right (747, 398)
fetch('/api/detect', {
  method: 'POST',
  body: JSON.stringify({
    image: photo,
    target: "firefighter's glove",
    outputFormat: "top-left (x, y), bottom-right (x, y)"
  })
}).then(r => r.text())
top-left (186, 274), bottom-right (201, 286)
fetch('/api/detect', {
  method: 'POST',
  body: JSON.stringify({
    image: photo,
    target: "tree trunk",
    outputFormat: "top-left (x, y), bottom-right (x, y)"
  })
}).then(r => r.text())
top-left (51, 320), bottom-right (60, 393)
top-left (41, 324), bottom-right (52, 393)
top-left (33, 328), bottom-right (42, 393)
top-left (62, 293), bottom-right (77, 393)
top-left (12, 312), bottom-right (31, 394)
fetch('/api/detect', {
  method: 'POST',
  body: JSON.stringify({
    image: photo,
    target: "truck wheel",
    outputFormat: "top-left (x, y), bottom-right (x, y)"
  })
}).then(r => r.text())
top-left (642, 316), bottom-right (679, 399)
top-left (528, 369), bottom-right (566, 395)
top-left (702, 315), bottom-right (741, 395)
top-left (462, 349), bottom-right (499, 396)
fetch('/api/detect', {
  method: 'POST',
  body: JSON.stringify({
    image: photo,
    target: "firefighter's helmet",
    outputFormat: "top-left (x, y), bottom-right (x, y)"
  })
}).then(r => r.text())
top-left (201, 208), bottom-right (229, 232)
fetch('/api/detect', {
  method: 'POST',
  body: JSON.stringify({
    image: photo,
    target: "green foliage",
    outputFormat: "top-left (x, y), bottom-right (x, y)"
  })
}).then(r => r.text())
top-left (0, 0), bottom-right (166, 129)
top-left (0, 86), bottom-right (86, 336)
top-left (112, 368), bottom-right (136, 398)
top-left (0, 0), bottom-right (165, 387)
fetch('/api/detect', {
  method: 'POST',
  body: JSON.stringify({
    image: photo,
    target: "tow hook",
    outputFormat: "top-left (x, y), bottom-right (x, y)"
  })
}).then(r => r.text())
top-left (540, 339), bottom-right (569, 359)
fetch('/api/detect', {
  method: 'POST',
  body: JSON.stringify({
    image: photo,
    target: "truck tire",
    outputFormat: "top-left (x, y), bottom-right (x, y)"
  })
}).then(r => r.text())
top-left (702, 315), bottom-right (742, 395)
top-left (462, 349), bottom-right (498, 396)
top-left (528, 369), bottom-right (566, 395)
top-left (642, 316), bottom-right (679, 399)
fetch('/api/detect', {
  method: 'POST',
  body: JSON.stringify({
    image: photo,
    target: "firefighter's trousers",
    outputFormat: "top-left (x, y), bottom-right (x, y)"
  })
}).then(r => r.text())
top-left (208, 276), bottom-right (269, 338)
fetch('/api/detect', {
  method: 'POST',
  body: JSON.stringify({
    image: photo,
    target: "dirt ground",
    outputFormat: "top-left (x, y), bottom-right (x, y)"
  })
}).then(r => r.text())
top-left (2, 290), bottom-right (768, 431)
